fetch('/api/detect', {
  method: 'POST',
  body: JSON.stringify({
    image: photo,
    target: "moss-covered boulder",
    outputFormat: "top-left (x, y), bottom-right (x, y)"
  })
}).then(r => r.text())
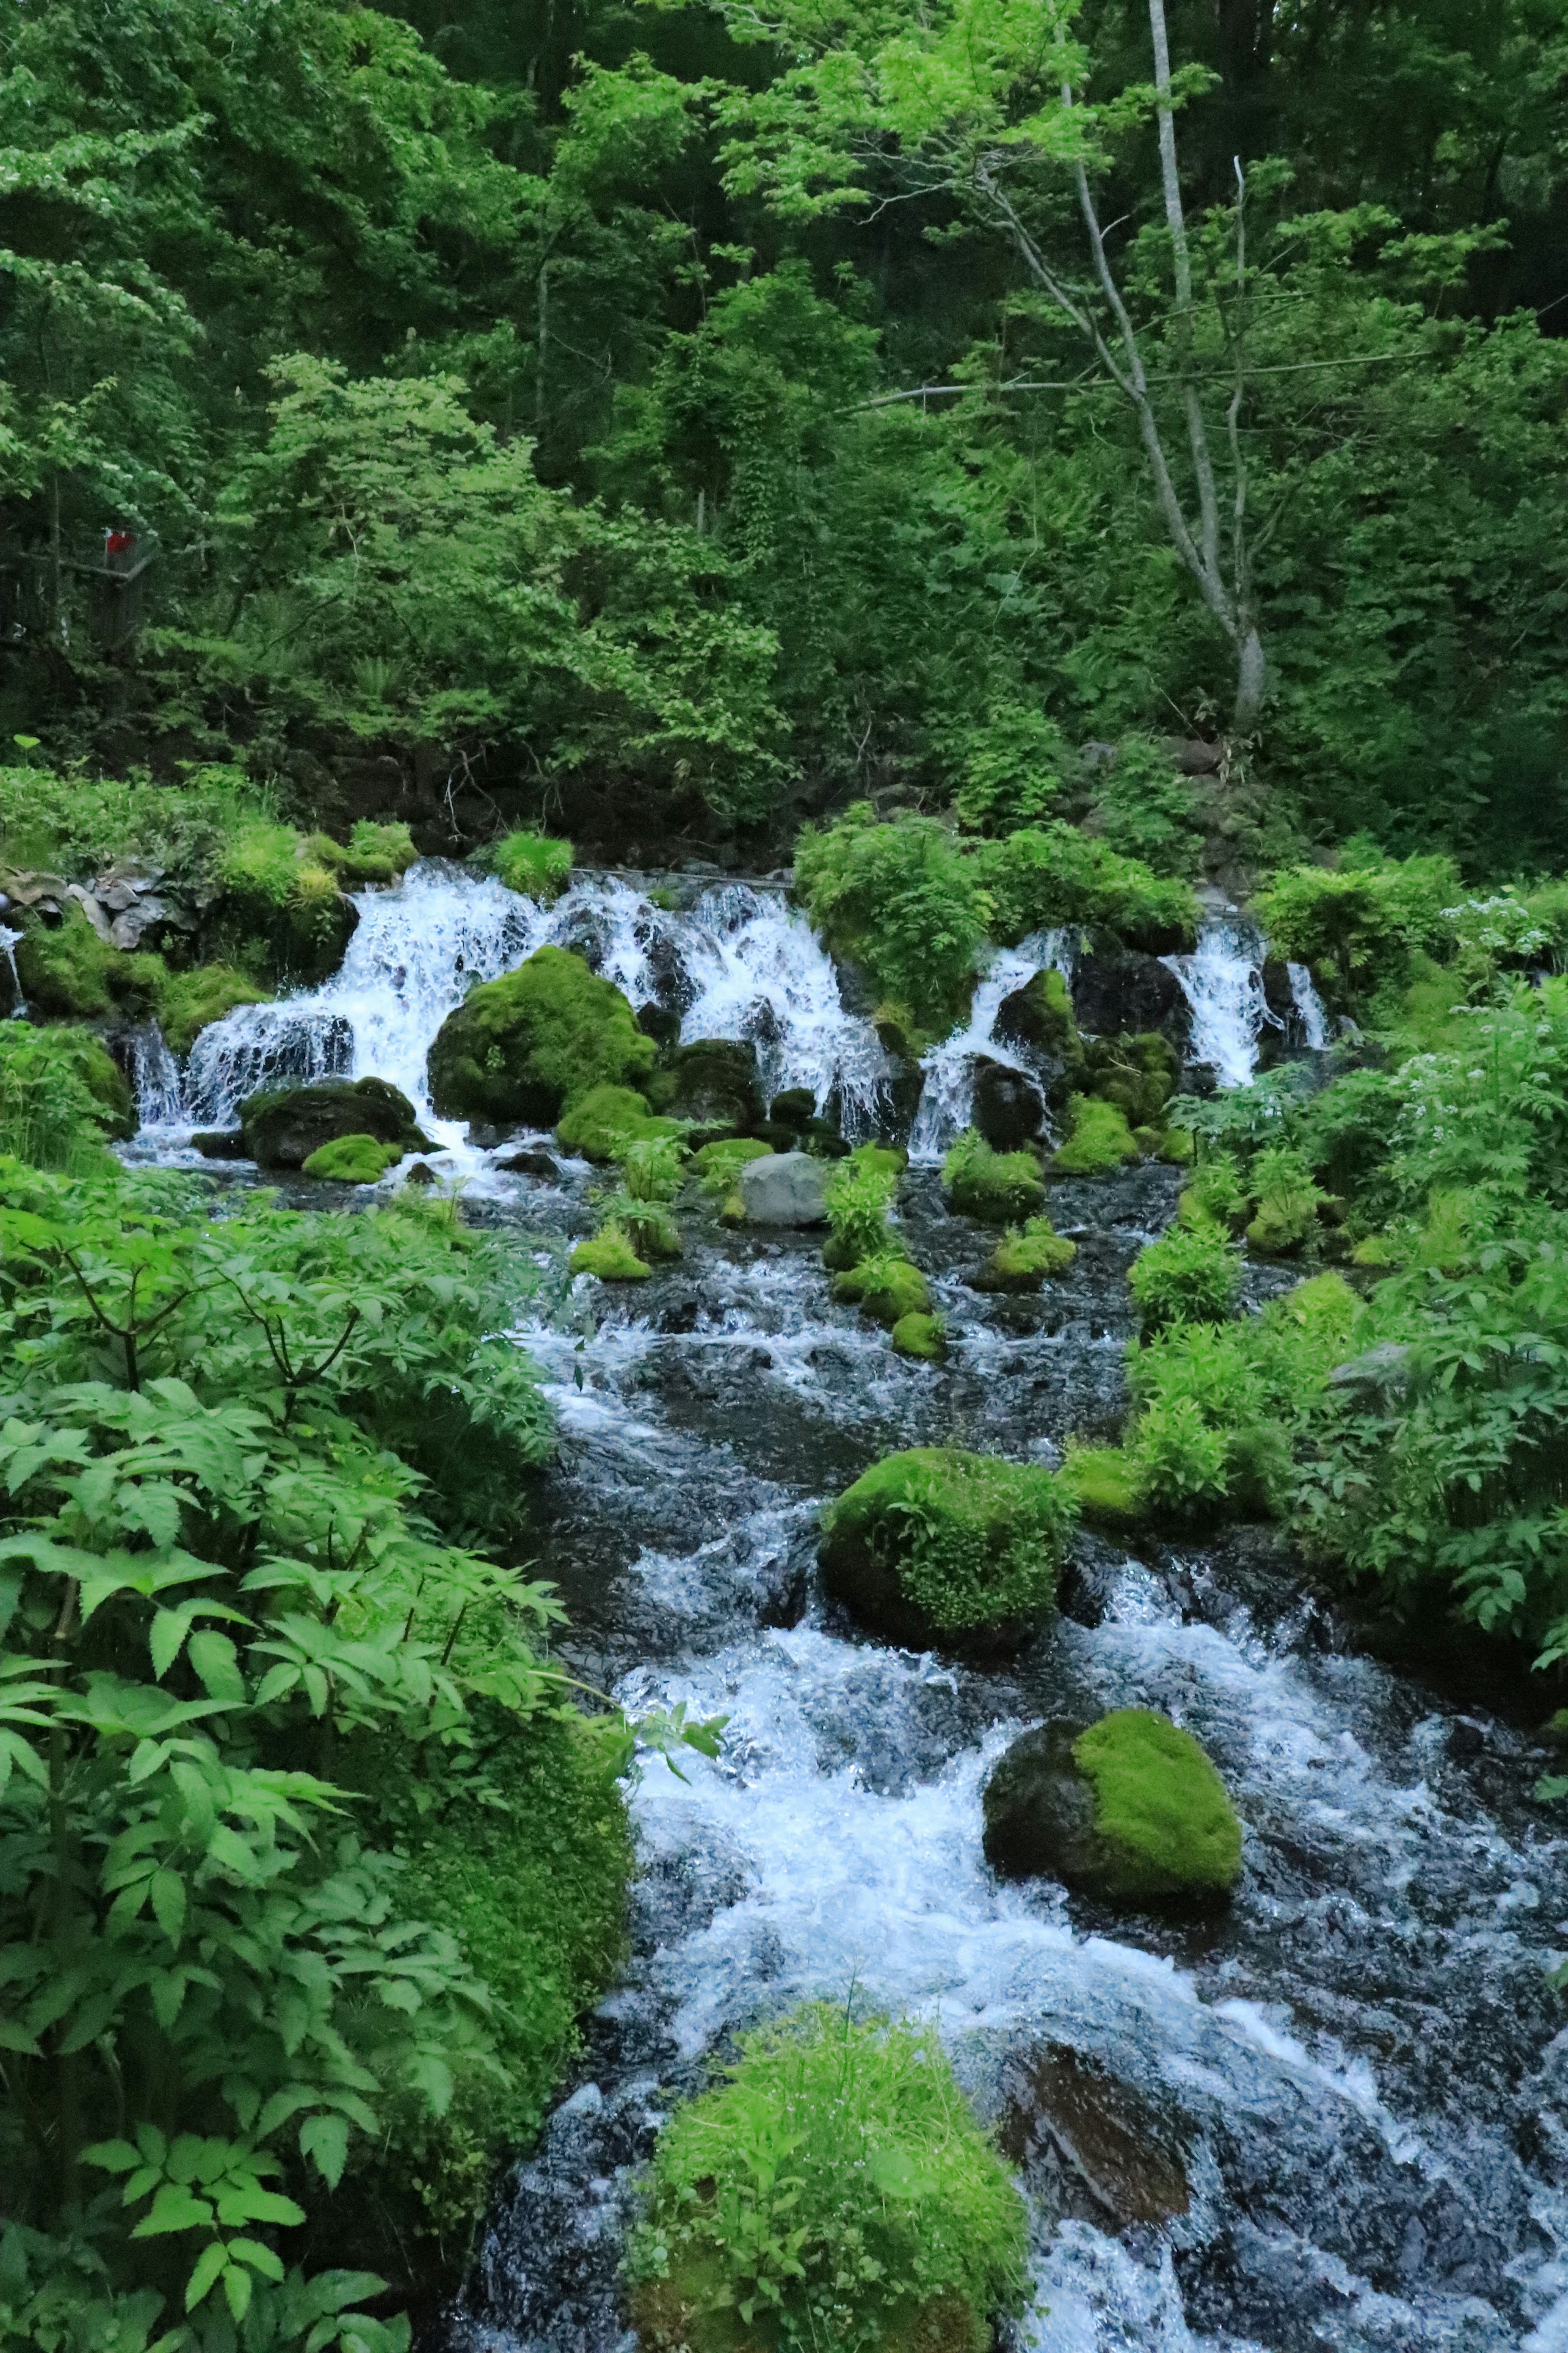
top-left (1058, 1445), bottom-right (1143, 1532)
top-left (570, 1223), bottom-right (650, 1281)
top-left (891, 1310), bottom-right (946, 1361)
top-left (982, 1711), bottom-right (1241, 1907)
top-left (972, 1059), bottom-right (1047, 1151)
top-left (157, 964), bottom-right (271, 1056)
top-left (306, 820), bottom-right (418, 887)
top-left (427, 946), bottom-right (655, 1126)
top-left (555, 1082), bottom-right (682, 1162)
top-left (1081, 1032), bottom-right (1180, 1130)
top-left (646, 1038), bottom-right (763, 1136)
top-left (240, 1076), bottom-right (427, 1169)
top-left (1049, 1095), bottom-right (1141, 1176)
top-left (831, 1253), bottom-right (931, 1327)
top-left (996, 965), bottom-right (1081, 1067)
top-left (820, 1446), bottom-right (1074, 1648)
top-left (942, 1130), bottom-right (1047, 1224)
top-left (210, 821), bottom-right (358, 984)
top-left (15, 909), bottom-right (165, 1020)
top-left (972, 1217), bottom-right (1076, 1294)
top-left (301, 1133), bottom-right (405, 1182)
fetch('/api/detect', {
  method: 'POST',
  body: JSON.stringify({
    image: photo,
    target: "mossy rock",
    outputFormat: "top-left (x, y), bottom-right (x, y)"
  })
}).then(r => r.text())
top-left (768, 1086), bottom-right (817, 1133)
top-left (820, 1445), bottom-right (1073, 1647)
top-left (1080, 1032), bottom-right (1179, 1129)
top-left (240, 1076), bottom-right (427, 1169)
top-left (306, 820), bottom-right (418, 886)
top-left (1057, 1445), bottom-right (1143, 1532)
top-left (301, 1132), bottom-right (405, 1182)
top-left (16, 910), bottom-right (165, 1020)
top-left (1049, 1095), bottom-right (1141, 1176)
top-left (1159, 1126), bottom-right (1195, 1166)
top-left (831, 1254), bottom-right (931, 1327)
top-left (622, 1202), bottom-right (682, 1262)
top-left (428, 945), bottom-right (655, 1126)
top-left (211, 821), bottom-right (358, 983)
top-left (972, 1216), bottom-right (1076, 1294)
top-left (982, 1711), bottom-right (1241, 1908)
top-left (942, 1132), bottom-right (1047, 1225)
top-left (157, 963), bottom-right (271, 1056)
top-left (995, 964), bottom-right (1082, 1071)
top-left (571, 1224), bottom-right (650, 1281)
top-left (555, 1082), bottom-right (683, 1163)
top-left (891, 1310), bottom-right (946, 1362)
top-left (691, 1136), bottom-right (773, 1197)
top-left (645, 1038), bottom-right (764, 1135)
top-left (490, 829), bottom-right (574, 903)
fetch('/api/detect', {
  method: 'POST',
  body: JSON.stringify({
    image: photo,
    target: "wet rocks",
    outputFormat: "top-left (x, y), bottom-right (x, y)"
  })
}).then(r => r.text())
top-left (646, 1038), bottom-right (763, 1135)
top-left (740, 1150), bottom-right (828, 1227)
top-left (998, 2043), bottom-right (1190, 2228)
top-left (1069, 938), bottom-right (1188, 1044)
top-left (238, 1075), bottom-right (428, 1169)
top-left (497, 1147), bottom-right (563, 1182)
top-left (982, 1710), bottom-right (1241, 1907)
top-left (427, 945), bottom-right (656, 1125)
top-left (972, 1059), bottom-right (1046, 1150)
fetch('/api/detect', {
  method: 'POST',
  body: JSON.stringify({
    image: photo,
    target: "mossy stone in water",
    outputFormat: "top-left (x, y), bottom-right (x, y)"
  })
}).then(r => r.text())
top-left (831, 1253), bottom-right (930, 1327)
top-left (428, 944), bottom-right (655, 1125)
top-left (891, 1310), bottom-right (946, 1361)
top-left (1049, 1095), bottom-right (1141, 1175)
top-left (973, 1216), bottom-right (1076, 1294)
top-left (942, 1131), bottom-right (1047, 1224)
top-left (645, 1038), bottom-right (763, 1135)
top-left (820, 1446), bottom-right (1072, 1646)
top-left (983, 1711), bottom-right (1241, 1907)
top-left (241, 1075), bottom-right (426, 1169)
top-left (1057, 1444), bottom-right (1143, 1532)
top-left (157, 963), bottom-right (270, 1056)
top-left (301, 1132), bottom-right (404, 1182)
top-left (570, 1223), bottom-right (650, 1281)
top-left (555, 1082), bottom-right (682, 1163)
top-left (1080, 1031), bottom-right (1179, 1130)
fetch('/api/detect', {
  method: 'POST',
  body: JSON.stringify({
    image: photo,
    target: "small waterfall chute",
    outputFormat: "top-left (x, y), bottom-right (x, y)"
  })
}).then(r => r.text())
top-left (907, 930), bottom-right (1074, 1166)
top-left (0, 925), bottom-right (26, 1019)
top-left (1160, 918), bottom-right (1277, 1091)
top-left (125, 1024), bottom-right (185, 1130)
top-left (1287, 959), bottom-right (1331, 1050)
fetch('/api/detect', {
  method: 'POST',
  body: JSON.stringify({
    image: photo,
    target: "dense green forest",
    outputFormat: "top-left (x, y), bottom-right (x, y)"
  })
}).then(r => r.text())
top-left (3, 0), bottom-right (1567, 864)
top-left (7, 0), bottom-right (1568, 2348)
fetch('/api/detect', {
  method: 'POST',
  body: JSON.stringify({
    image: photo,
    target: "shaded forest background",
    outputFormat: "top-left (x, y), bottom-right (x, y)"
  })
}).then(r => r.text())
top-left (3, 0), bottom-right (1567, 868)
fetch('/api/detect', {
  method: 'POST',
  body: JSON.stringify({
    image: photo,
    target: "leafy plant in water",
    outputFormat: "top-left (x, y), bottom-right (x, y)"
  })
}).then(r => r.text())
top-left (1128, 1222), bottom-right (1241, 1335)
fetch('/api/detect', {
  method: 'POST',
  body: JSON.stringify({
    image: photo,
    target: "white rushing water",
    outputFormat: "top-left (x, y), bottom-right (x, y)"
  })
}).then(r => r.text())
top-left (1160, 919), bottom-right (1275, 1091)
top-left (134, 866), bottom-right (891, 1157)
top-left (0, 923), bottom-right (25, 1017)
top-left (908, 929), bottom-right (1075, 1165)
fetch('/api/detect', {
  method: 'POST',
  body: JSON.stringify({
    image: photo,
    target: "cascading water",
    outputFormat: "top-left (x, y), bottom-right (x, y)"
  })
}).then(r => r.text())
top-left (1161, 919), bottom-right (1276, 1091)
top-left (1288, 959), bottom-right (1331, 1050)
top-left (132, 867), bottom-right (889, 1155)
top-left (908, 930), bottom-right (1075, 1165)
top-left (0, 923), bottom-right (26, 1017)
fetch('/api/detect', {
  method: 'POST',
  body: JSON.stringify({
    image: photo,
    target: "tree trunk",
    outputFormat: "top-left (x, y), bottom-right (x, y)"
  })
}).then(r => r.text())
top-left (1234, 624), bottom-right (1265, 734)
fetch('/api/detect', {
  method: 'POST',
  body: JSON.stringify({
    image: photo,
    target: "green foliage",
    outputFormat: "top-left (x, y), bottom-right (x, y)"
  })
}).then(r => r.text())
top-left (1051, 1095), bottom-right (1141, 1177)
top-left (1245, 1147), bottom-right (1329, 1256)
top-left (794, 806), bottom-right (986, 1036)
top-left (973, 827), bottom-right (1199, 952)
top-left (0, 767), bottom-right (269, 886)
top-left (489, 832), bottom-right (575, 903)
top-left (1179, 1152), bottom-right (1249, 1232)
top-left (822, 1447), bottom-right (1074, 1633)
top-left (15, 910), bottom-right (165, 1021)
top-left (157, 965), bottom-right (272, 1057)
top-left (948, 706), bottom-right (1067, 834)
top-left (823, 1153), bottom-right (898, 1267)
top-left (1129, 1222), bottom-right (1243, 1336)
top-left (1073, 1712), bottom-right (1242, 1901)
top-left (556, 1084), bottom-right (681, 1163)
top-left (570, 1222), bottom-right (652, 1280)
top-left (831, 1251), bottom-right (930, 1329)
top-left (1080, 1033), bottom-right (1179, 1130)
top-left (627, 2002), bottom-right (1029, 2353)
top-left (941, 1130), bottom-right (1045, 1224)
top-left (300, 1134), bottom-right (405, 1183)
top-left (0, 1026), bottom-right (123, 1171)
top-left (428, 948), bottom-right (657, 1129)
top-left (1088, 739), bottom-right (1206, 880)
top-left (307, 822), bottom-right (418, 887)
top-left (890, 1310), bottom-right (946, 1361)
top-left (212, 824), bottom-right (353, 984)
top-left (1058, 1443), bottom-right (1142, 1531)
top-left (1256, 854), bottom-right (1461, 1011)
top-left (982, 1218), bottom-right (1076, 1291)
top-left (691, 1137), bottom-right (773, 1199)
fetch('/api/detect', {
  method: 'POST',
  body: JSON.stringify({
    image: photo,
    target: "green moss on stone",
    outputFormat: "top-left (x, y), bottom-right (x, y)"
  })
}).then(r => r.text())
top-left (301, 1133), bottom-right (404, 1182)
top-left (1081, 1031), bottom-right (1179, 1129)
top-left (15, 909), bottom-right (166, 1019)
top-left (429, 946), bottom-right (656, 1126)
top-left (570, 1222), bottom-right (651, 1280)
top-left (157, 963), bottom-right (271, 1055)
top-left (832, 1251), bottom-right (930, 1327)
top-left (979, 1216), bottom-right (1076, 1292)
top-left (1050, 1095), bottom-right (1141, 1175)
top-left (692, 1136), bottom-right (773, 1197)
top-left (307, 820), bottom-right (418, 886)
top-left (891, 1310), bottom-right (947, 1361)
top-left (492, 830), bottom-right (574, 903)
top-left (555, 1081), bottom-right (682, 1163)
top-left (1058, 1443), bottom-right (1143, 1530)
top-left (1073, 1709), bottom-right (1242, 1901)
top-left (821, 1445), bottom-right (1074, 1639)
top-left (942, 1129), bottom-right (1046, 1224)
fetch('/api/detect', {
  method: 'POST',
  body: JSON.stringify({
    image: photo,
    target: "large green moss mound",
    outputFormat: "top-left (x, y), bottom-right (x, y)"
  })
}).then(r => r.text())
top-left (301, 1132), bottom-right (405, 1182)
top-left (942, 1130), bottom-right (1046, 1224)
top-left (627, 2003), bottom-right (1029, 2353)
top-left (15, 908), bottom-right (164, 1020)
top-left (157, 962), bottom-right (271, 1055)
top-left (427, 945), bottom-right (656, 1126)
top-left (821, 1446), bottom-right (1074, 1647)
top-left (555, 1081), bottom-right (683, 1162)
top-left (982, 1711), bottom-right (1241, 1907)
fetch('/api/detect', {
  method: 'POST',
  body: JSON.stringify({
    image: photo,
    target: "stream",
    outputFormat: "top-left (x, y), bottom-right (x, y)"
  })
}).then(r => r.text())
top-left (126, 868), bottom-right (1568, 2353)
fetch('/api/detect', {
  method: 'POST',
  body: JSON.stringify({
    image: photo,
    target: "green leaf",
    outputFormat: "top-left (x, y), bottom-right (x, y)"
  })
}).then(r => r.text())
top-left (151, 1867), bottom-right (187, 1945)
top-left (222, 2261), bottom-right (254, 2324)
top-left (300, 2112), bottom-right (349, 2190)
top-left (132, 2184), bottom-right (214, 2237)
top-left (185, 2239), bottom-right (228, 2311)
top-left (83, 2138), bottom-right (142, 2174)
top-left (212, 2186), bottom-right (306, 2229)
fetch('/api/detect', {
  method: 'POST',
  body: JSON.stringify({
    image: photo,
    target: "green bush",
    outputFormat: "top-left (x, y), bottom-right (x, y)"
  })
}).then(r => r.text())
top-left (1178, 1151), bottom-right (1249, 1231)
top-left (823, 1151), bottom-right (899, 1268)
top-left (213, 819), bottom-right (356, 981)
top-left (1256, 851), bottom-right (1461, 1011)
top-left (891, 1309), bottom-right (946, 1360)
top-left (571, 1221), bottom-right (651, 1279)
top-left (157, 961), bottom-right (272, 1054)
top-left (628, 2003), bottom-right (1028, 2353)
top-left (0, 1025), bottom-right (125, 1169)
top-left (831, 1249), bottom-right (930, 1327)
top-left (1051, 1093), bottom-right (1141, 1175)
top-left (1130, 1391), bottom-right (1232, 1517)
top-left (428, 946), bottom-right (657, 1127)
top-left (301, 1132), bottom-right (405, 1182)
top-left (0, 760), bottom-right (268, 881)
top-left (794, 804), bottom-right (987, 1035)
top-left (821, 1446), bottom-right (1074, 1633)
top-left (490, 829), bottom-right (575, 903)
top-left (1129, 1221), bottom-right (1242, 1334)
top-left (1072, 1711), bottom-right (1243, 1900)
top-left (1245, 1145), bottom-right (1327, 1255)
top-left (308, 819), bottom-right (418, 885)
top-left (1087, 737), bottom-right (1206, 879)
top-left (942, 1128), bottom-right (1045, 1223)
top-left (972, 823), bottom-right (1198, 951)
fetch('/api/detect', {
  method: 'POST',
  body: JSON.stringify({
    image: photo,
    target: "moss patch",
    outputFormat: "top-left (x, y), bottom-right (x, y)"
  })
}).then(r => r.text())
top-left (490, 829), bottom-right (574, 902)
top-left (1073, 1709), bottom-right (1242, 1901)
top-left (301, 1132), bottom-right (404, 1182)
top-left (627, 2003), bottom-right (1029, 2353)
top-left (157, 963), bottom-right (271, 1055)
top-left (307, 819), bottom-right (418, 886)
top-left (942, 1129), bottom-right (1046, 1224)
top-left (1081, 1032), bottom-right (1179, 1129)
top-left (692, 1136), bottom-right (773, 1198)
top-left (15, 909), bottom-right (165, 1019)
top-left (977, 1216), bottom-right (1076, 1292)
top-left (891, 1310), bottom-right (946, 1361)
top-left (555, 1081), bottom-right (682, 1162)
top-left (570, 1223), bottom-right (651, 1280)
top-left (821, 1445), bottom-right (1074, 1642)
top-left (212, 819), bottom-right (357, 982)
top-left (1058, 1443), bottom-right (1143, 1530)
top-left (1050, 1094), bottom-right (1141, 1175)
top-left (428, 946), bottom-right (655, 1126)
top-left (832, 1252), bottom-right (930, 1327)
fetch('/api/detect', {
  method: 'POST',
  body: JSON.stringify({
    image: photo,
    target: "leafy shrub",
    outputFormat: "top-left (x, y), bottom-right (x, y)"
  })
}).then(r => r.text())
top-left (0, 1025), bottom-right (124, 1169)
top-left (947, 703), bottom-right (1067, 833)
top-left (972, 823), bottom-right (1198, 952)
top-left (308, 819), bottom-right (418, 886)
top-left (1051, 1094), bottom-right (1141, 1175)
top-left (1129, 1221), bottom-right (1242, 1334)
top-left (157, 961), bottom-right (271, 1054)
top-left (831, 1249), bottom-right (930, 1327)
top-left (570, 1220), bottom-right (652, 1280)
top-left (1256, 852), bottom-right (1460, 1010)
top-left (821, 1446), bottom-right (1074, 1633)
top-left (214, 819), bottom-right (354, 981)
top-left (942, 1128), bottom-right (1045, 1222)
top-left (490, 829), bottom-right (575, 903)
top-left (1179, 1151), bottom-right (1249, 1231)
top-left (618, 1134), bottom-right (688, 1201)
top-left (794, 804), bottom-right (987, 1035)
top-left (428, 946), bottom-right (657, 1127)
top-left (1131, 1390), bottom-right (1232, 1517)
top-left (1088, 736), bottom-right (1206, 879)
top-left (823, 1151), bottom-right (898, 1268)
top-left (0, 760), bottom-right (269, 882)
top-left (1245, 1146), bottom-right (1327, 1255)
top-left (627, 2003), bottom-right (1029, 2353)
top-left (301, 1132), bottom-right (405, 1181)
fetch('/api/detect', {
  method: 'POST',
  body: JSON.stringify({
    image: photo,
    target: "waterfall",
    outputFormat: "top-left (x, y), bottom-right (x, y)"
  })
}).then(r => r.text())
top-left (907, 931), bottom-right (1075, 1166)
top-left (1288, 958), bottom-right (1331, 1050)
top-left (125, 1024), bottom-right (184, 1129)
top-left (141, 865), bottom-right (889, 1155)
top-left (1160, 919), bottom-right (1277, 1091)
top-left (0, 925), bottom-right (25, 1018)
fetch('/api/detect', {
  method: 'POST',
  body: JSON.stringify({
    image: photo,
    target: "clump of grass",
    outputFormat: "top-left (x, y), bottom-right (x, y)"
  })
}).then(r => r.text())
top-left (1050, 1094), bottom-right (1141, 1175)
top-left (490, 829), bottom-right (574, 903)
top-left (570, 1221), bottom-right (650, 1281)
top-left (942, 1129), bottom-right (1045, 1224)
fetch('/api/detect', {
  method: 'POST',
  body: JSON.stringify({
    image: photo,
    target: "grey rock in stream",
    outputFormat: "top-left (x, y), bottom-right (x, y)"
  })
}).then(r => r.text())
top-left (740, 1149), bottom-right (827, 1225)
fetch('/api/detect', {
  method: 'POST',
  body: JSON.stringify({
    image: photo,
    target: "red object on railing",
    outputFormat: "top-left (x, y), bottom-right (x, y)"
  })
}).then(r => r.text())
top-left (104, 529), bottom-right (136, 555)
